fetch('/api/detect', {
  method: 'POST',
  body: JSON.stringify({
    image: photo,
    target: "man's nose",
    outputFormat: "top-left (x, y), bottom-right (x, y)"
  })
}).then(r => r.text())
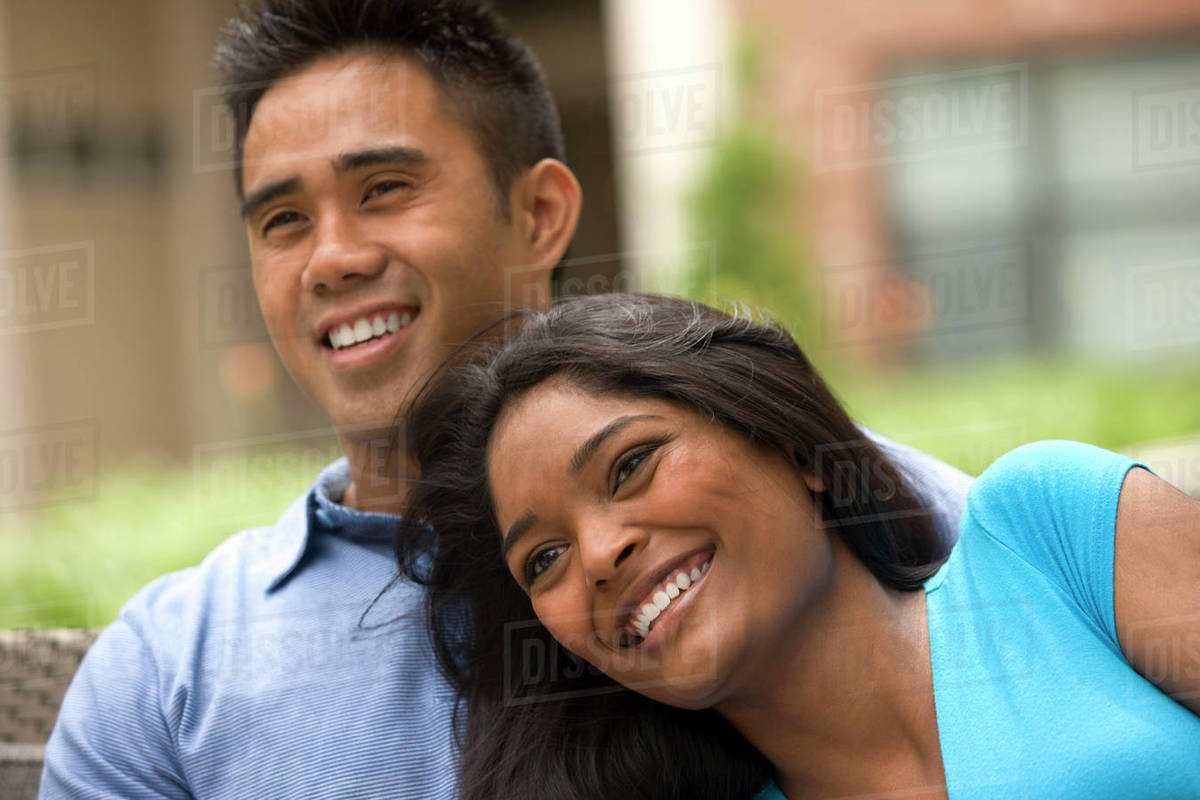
top-left (577, 521), bottom-right (647, 589)
top-left (301, 212), bottom-right (387, 293)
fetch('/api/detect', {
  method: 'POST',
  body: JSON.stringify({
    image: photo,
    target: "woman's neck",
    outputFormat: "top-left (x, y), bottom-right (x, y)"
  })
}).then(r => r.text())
top-left (715, 537), bottom-right (946, 799)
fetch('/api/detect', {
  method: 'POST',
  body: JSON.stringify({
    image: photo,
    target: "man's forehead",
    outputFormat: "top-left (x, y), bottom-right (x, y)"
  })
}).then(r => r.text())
top-left (240, 52), bottom-right (446, 179)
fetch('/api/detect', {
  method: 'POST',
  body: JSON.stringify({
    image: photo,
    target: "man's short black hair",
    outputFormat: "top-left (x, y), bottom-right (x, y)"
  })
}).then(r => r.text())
top-left (215, 0), bottom-right (566, 221)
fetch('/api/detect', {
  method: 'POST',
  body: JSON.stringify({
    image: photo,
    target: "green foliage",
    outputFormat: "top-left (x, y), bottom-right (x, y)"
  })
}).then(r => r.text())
top-left (682, 40), bottom-right (818, 347)
top-left (684, 128), bottom-right (817, 342)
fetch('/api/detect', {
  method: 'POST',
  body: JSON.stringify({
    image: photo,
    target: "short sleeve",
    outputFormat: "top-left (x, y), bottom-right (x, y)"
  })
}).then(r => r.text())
top-left (40, 615), bottom-right (190, 799)
top-left (962, 440), bottom-right (1144, 651)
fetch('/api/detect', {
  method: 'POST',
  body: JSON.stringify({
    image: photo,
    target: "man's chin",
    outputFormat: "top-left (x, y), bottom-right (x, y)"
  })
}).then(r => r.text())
top-left (318, 375), bottom-right (421, 432)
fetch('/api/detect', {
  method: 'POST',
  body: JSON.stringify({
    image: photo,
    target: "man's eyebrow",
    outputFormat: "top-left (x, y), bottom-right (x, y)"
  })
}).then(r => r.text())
top-left (502, 511), bottom-right (538, 559)
top-left (332, 145), bottom-right (428, 175)
top-left (569, 414), bottom-right (661, 475)
top-left (241, 176), bottom-right (301, 220)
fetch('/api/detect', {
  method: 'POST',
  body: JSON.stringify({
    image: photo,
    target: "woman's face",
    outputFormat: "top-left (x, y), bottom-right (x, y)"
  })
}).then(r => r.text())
top-left (486, 377), bottom-right (833, 709)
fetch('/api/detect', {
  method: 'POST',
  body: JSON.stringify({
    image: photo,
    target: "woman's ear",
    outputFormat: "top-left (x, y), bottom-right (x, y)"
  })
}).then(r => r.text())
top-left (785, 443), bottom-right (825, 493)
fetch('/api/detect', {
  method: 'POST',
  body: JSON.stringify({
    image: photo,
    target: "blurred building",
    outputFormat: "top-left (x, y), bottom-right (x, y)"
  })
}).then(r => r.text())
top-left (726, 0), bottom-right (1200, 362)
top-left (607, 0), bottom-right (1200, 366)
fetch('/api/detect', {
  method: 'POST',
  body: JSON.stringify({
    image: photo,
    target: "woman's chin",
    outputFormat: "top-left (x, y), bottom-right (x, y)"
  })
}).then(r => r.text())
top-left (603, 659), bottom-right (730, 710)
top-left (640, 675), bottom-right (725, 710)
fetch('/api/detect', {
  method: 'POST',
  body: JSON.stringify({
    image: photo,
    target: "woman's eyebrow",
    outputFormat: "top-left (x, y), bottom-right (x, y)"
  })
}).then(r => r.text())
top-left (502, 511), bottom-right (538, 558)
top-left (568, 414), bottom-right (661, 475)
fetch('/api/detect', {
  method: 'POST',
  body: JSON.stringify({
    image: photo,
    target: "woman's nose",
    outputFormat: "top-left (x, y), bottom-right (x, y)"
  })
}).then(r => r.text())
top-left (577, 523), bottom-right (645, 588)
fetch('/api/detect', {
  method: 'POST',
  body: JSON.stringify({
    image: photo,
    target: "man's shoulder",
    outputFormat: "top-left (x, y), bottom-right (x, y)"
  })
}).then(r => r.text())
top-left (859, 426), bottom-right (972, 544)
top-left (46, 473), bottom-right (459, 799)
top-left (122, 524), bottom-right (271, 618)
top-left (114, 490), bottom-right (309, 654)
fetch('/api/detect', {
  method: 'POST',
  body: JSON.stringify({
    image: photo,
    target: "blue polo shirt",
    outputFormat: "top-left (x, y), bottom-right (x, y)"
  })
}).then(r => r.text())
top-left (40, 459), bottom-right (459, 799)
top-left (40, 430), bottom-right (969, 799)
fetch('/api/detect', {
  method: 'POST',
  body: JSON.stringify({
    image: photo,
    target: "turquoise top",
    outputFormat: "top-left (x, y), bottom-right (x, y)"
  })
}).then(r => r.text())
top-left (756, 441), bottom-right (1200, 799)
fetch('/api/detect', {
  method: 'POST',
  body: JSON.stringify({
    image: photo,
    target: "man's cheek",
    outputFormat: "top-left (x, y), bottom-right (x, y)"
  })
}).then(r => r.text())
top-left (256, 286), bottom-right (299, 338)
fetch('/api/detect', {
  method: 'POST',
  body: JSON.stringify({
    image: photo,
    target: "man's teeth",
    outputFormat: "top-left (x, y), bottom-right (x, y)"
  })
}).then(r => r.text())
top-left (631, 561), bottom-right (710, 640)
top-left (328, 310), bottom-right (412, 350)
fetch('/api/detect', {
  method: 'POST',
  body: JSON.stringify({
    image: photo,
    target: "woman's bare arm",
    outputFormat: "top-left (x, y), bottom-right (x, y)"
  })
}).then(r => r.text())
top-left (1114, 466), bottom-right (1200, 715)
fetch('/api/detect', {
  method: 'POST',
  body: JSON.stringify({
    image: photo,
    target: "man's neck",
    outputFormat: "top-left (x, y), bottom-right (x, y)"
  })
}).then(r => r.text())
top-left (337, 427), bottom-right (414, 515)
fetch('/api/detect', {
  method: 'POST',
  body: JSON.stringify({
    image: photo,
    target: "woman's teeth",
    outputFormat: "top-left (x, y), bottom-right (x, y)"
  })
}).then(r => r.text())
top-left (328, 310), bottom-right (412, 350)
top-left (631, 561), bottom-right (710, 640)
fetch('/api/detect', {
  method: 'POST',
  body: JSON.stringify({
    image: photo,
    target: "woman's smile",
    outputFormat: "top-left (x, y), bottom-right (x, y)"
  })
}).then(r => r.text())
top-left (618, 549), bottom-right (712, 648)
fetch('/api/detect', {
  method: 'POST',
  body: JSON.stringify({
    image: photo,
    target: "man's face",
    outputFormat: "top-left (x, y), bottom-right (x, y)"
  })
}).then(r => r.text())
top-left (240, 52), bottom-right (539, 435)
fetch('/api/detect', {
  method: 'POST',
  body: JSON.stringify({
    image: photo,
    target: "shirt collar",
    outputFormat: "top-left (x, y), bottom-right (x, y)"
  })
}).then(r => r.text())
top-left (265, 457), bottom-right (403, 593)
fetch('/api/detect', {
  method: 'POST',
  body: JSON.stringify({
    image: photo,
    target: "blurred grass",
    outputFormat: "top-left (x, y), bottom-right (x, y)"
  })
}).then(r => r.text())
top-left (826, 356), bottom-right (1200, 477)
top-left (3, 357), bottom-right (1198, 630)
top-left (0, 451), bottom-right (317, 629)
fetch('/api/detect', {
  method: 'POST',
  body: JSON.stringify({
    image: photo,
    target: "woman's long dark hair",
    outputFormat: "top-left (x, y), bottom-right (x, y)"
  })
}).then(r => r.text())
top-left (397, 294), bottom-right (949, 800)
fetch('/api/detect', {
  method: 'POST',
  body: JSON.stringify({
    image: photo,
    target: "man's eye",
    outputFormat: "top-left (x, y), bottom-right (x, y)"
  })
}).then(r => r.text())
top-left (363, 179), bottom-right (411, 202)
top-left (612, 444), bottom-right (658, 493)
top-left (262, 210), bottom-right (303, 234)
top-left (525, 544), bottom-right (567, 584)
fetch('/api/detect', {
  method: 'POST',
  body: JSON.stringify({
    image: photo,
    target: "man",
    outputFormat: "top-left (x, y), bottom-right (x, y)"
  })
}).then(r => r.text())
top-left (40, 1), bottom-right (970, 797)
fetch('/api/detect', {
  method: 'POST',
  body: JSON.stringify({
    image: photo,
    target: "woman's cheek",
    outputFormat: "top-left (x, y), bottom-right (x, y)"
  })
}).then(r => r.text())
top-left (534, 598), bottom-right (585, 653)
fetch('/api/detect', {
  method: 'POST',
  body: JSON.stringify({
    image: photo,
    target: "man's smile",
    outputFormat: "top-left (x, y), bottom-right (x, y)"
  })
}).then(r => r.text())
top-left (319, 304), bottom-right (419, 350)
top-left (317, 304), bottom-right (421, 372)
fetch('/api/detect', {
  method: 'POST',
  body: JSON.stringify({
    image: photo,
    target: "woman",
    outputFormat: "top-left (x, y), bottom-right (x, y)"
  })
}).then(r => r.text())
top-left (398, 293), bottom-right (1200, 799)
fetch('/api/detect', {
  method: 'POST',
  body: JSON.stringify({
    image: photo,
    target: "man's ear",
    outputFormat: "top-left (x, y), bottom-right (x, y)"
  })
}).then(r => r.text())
top-left (513, 158), bottom-right (582, 273)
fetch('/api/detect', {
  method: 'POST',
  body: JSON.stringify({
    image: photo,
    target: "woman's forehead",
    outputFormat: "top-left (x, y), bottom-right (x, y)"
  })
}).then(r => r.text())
top-left (489, 380), bottom-right (622, 464)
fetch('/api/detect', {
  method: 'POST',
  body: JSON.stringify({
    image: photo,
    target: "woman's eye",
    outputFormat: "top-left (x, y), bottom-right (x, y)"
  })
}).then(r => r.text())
top-left (262, 210), bottom-right (302, 234)
top-left (363, 179), bottom-right (410, 202)
top-left (612, 444), bottom-right (658, 493)
top-left (525, 544), bottom-right (566, 584)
